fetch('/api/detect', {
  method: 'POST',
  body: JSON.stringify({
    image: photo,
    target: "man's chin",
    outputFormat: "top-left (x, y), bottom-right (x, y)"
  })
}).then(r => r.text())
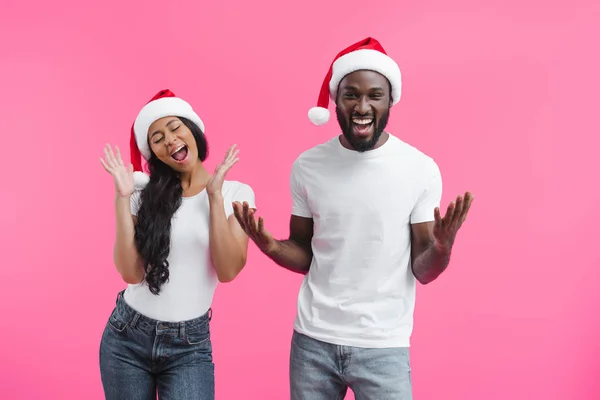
top-left (344, 133), bottom-right (378, 152)
top-left (352, 135), bottom-right (374, 146)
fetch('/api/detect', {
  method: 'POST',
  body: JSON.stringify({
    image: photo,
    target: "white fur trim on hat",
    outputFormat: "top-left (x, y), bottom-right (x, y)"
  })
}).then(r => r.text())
top-left (133, 97), bottom-right (205, 160)
top-left (308, 107), bottom-right (331, 125)
top-left (329, 49), bottom-right (402, 105)
top-left (133, 171), bottom-right (150, 190)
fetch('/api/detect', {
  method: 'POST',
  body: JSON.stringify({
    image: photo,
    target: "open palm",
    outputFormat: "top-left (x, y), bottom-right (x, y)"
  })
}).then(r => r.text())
top-left (233, 200), bottom-right (276, 254)
top-left (206, 144), bottom-right (239, 197)
top-left (100, 144), bottom-right (134, 197)
top-left (433, 191), bottom-right (474, 249)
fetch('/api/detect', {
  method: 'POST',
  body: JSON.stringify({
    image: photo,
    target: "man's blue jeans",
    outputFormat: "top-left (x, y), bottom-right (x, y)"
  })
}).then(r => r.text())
top-left (99, 292), bottom-right (214, 400)
top-left (290, 330), bottom-right (413, 400)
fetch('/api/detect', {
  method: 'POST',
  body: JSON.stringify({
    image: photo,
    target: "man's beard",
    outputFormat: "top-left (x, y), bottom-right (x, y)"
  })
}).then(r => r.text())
top-left (336, 107), bottom-right (390, 152)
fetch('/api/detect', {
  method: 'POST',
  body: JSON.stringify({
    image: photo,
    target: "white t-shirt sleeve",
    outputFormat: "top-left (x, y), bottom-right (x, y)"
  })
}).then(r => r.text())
top-left (225, 182), bottom-right (256, 218)
top-left (130, 189), bottom-right (143, 216)
top-left (410, 159), bottom-right (443, 224)
top-left (290, 159), bottom-right (312, 218)
top-left (232, 183), bottom-right (256, 209)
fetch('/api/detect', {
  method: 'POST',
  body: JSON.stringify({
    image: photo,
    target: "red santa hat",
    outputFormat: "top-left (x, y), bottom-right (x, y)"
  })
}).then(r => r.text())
top-left (129, 89), bottom-right (205, 188)
top-left (307, 37), bottom-right (402, 126)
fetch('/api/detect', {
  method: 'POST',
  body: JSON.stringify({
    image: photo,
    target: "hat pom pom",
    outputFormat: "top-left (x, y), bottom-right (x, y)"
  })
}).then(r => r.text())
top-left (308, 107), bottom-right (330, 125)
top-left (133, 171), bottom-right (150, 190)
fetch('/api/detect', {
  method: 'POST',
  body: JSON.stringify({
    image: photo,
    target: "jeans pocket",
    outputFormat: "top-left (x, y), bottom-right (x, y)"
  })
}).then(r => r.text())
top-left (107, 309), bottom-right (128, 334)
top-left (186, 323), bottom-right (210, 346)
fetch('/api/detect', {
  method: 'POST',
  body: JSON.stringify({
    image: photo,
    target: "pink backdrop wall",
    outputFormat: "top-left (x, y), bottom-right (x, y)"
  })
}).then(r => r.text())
top-left (1, 0), bottom-right (599, 398)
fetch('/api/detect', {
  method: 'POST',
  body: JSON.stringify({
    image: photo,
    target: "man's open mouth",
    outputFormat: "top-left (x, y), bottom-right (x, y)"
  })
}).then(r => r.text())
top-left (351, 117), bottom-right (374, 136)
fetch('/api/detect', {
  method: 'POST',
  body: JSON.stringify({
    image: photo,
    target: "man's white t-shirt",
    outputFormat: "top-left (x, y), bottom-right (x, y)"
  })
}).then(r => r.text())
top-left (123, 180), bottom-right (255, 322)
top-left (291, 134), bottom-right (442, 348)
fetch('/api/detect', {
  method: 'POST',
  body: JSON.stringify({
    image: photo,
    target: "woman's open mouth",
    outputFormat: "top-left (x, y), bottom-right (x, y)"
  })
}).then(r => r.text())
top-left (170, 144), bottom-right (189, 163)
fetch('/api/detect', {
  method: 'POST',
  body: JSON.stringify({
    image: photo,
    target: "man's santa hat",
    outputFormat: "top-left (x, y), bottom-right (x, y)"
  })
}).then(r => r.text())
top-left (308, 37), bottom-right (402, 126)
top-left (129, 89), bottom-right (205, 188)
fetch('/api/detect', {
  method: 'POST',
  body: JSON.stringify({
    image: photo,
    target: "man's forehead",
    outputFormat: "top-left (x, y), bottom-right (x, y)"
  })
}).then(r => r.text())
top-left (340, 70), bottom-right (390, 87)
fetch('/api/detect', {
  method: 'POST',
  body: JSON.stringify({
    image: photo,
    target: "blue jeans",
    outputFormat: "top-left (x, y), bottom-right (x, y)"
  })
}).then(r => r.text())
top-left (290, 331), bottom-right (413, 400)
top-left (99, 291), bottom-right (214, 400)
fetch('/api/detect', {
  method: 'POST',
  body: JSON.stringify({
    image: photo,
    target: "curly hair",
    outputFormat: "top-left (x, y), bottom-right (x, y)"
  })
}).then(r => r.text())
top-left (134, 117), bottom-right (209, 295)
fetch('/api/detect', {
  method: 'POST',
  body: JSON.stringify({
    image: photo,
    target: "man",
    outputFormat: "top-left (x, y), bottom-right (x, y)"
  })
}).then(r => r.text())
top-left (233, 37), bottom-right (473, 399)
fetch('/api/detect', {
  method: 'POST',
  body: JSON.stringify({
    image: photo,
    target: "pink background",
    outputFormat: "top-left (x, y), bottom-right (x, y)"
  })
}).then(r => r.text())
top-left (1, 0), bottom-right (599, 398)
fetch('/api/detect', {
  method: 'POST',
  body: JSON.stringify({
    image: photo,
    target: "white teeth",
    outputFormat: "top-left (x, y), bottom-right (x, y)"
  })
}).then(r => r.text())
top-left (352, 119), bottom-right (373, 125)
top-left (171, 144), bottom-right (186, 155)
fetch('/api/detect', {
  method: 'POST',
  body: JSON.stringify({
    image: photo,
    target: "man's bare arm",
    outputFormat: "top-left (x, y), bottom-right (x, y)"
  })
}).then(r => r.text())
top-left (264, 216), bottom-right (314, 274)
top-left (410, 221), bottom-right (451, 284)
top-left (410, 192), bottom-right (474, 285)
top-left (233, 202), bottom-right (314, 274)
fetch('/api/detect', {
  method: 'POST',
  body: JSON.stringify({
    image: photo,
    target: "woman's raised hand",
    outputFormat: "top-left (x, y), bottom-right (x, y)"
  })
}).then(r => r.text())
top-left (100, 144), bottom-right (135, 198)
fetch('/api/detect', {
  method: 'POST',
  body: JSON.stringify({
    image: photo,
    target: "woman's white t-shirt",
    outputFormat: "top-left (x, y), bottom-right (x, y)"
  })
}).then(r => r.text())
top-left (123, 180), bottom-right (255, 322)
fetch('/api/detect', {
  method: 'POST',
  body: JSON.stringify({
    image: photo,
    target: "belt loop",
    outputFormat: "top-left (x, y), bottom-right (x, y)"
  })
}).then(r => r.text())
top-left (130, 312), bottom-right (140, 328)
top-left (179, 322), bottom-right (185, 339)
top-left (208, 308), bottom-right (213, 322)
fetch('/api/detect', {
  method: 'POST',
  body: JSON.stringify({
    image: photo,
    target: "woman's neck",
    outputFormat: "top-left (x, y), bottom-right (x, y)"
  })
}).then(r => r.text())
top-left (179, 162), bottom-right (210, 192)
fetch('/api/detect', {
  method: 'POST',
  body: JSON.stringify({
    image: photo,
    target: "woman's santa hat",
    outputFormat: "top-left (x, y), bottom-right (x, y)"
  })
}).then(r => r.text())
top-left (308, 37), bottom-right (402, 126)
top-left (129, 89), bottom-right (205, 188)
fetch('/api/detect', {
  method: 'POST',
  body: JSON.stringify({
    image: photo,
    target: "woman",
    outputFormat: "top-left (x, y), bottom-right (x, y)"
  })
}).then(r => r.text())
top-left (98, 89), bottom-right (255, 400)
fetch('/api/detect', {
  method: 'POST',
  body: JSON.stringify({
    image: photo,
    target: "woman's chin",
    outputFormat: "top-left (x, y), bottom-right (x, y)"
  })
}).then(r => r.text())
top-left (170, 157), bottom-right (198, 173)
top-left (158, 155), bottom-right (191, 172)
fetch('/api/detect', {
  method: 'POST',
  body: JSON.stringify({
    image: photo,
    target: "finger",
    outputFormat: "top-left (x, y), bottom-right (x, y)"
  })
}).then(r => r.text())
top-left (443, 201), bottom-right (455, 227)
top-left (224, 144), bottom-right (237, 162)
top-left (232, 202), bottom-right (246, 229)
top-left (245, 203), bottom-right (260, 237)
top-left (257, 216), bottom-right (266, 236)
top-left (103, 147), bottom-right (115, 169)
top-left (226, 157), bottom-right (239, 169)
top-left (222, 156), bottom-right (239, 170)
top-left (232, 201), bottom-right (241, 217)
top-left (451, 195), bottom-right (464, 226)
top-left (105, 144), bottom-right (118, 167)
top-left (115, 146), bottom-right (125, 166)
top-left (248, 208), bottom-right (259, 236)
top-left (127, 163), bottom-right (133, 174)
top-left (213, 159), bottom-right (237, 178)
top-left (434, 207), bottom-right (442, 225)
top-left (242, 201), bottom-right (252, 229)
top-left (257, 216), bottom-right (272, 244)
top-left (99, 157), bottom-right (111, 172)
top-left (222, 150), bottom-right (239, 169)
top-left (459, 192), bottom-right (474, 224)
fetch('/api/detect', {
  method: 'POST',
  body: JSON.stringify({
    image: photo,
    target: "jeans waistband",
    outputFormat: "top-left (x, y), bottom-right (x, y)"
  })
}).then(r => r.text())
top-left (114, 290), bottom-right (212, 334)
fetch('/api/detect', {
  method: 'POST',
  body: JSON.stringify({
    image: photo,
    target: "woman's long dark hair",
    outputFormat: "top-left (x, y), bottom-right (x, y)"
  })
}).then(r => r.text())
top-left (134, 117), bottom-right (209, 295)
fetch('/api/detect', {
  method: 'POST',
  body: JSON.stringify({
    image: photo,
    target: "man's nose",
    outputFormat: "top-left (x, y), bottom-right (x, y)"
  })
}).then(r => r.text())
top-left (355, 97), bottom-right (370, 114)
